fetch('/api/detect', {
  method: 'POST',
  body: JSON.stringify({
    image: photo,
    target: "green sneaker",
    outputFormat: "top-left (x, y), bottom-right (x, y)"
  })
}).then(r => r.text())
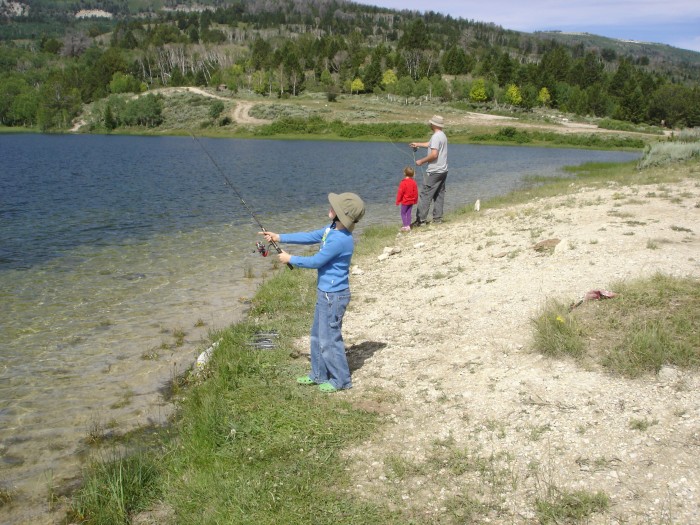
top-left (318, 383), bottom-right (338, 393)
top-left (296, 376), bottom-right (315, 385)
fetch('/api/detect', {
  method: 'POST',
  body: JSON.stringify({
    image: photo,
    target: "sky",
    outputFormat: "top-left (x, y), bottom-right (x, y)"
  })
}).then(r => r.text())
top-left (357, 0), bottom-right (700, 53)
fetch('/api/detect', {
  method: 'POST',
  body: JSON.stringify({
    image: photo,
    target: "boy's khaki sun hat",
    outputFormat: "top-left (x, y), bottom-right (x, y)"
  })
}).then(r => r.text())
top-left (328, 192), bottom-right (365, 232)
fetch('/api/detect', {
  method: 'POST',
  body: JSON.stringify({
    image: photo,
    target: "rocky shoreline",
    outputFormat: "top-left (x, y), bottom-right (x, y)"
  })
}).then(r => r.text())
top-left (328, 178), bottom-right (700, 523)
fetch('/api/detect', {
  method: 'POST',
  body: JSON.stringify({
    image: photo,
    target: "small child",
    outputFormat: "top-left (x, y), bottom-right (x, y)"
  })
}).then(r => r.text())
top-left (396, 166), bottom-right (419, 231)
top-left (259, 192), bottom-right (365, 393)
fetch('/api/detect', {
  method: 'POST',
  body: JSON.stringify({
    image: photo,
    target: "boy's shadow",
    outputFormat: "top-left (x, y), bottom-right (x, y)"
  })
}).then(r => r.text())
top-left (346, 341), bottom-right (387, 372)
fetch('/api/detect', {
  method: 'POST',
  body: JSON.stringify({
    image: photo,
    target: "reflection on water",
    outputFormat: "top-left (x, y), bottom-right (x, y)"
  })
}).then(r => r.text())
top-left (0, 134), bottom-right (639, 523)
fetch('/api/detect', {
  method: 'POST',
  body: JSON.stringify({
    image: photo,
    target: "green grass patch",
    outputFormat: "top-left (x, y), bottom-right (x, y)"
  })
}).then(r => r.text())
top-left (535, 489), bottom-right (610, 523)
top-left (70, 263), bottom-right (402, 524)
top-left (531, 273), bottom-right (700, 377)
top-left (469, 126), bottom-right (646, 149)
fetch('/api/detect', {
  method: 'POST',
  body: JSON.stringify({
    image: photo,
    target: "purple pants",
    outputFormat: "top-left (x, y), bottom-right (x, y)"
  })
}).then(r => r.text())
top-left (401, 204), bottom-right (413, 227)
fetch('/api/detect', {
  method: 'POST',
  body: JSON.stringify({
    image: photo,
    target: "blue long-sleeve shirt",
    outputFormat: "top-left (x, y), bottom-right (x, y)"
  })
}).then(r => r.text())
top-left (279, 224), bottom-right (354, 292)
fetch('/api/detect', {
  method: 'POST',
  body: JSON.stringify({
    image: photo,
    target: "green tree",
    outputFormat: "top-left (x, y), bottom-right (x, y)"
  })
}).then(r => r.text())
top-left (399, 19), bottom-right (429, 50)
top-left (0, 75), bottom-right (29, 125)
top-left (569, 51), bottom-right (603, 89)
top-left (496, 52), bottom-right (515, 87)
top-left (222, 64), bottom-right (244, 92)
top-left (647, 83), bottom-right (691, 127)
top-left (537, 87), bottom-right (552, 107)
top-left (469, 78), bottom-right (488, 102)
top-left (209, 100), bottom-right (224, 119)
top-left (104, 104), bottom-right (116, 130)
top-left (122, 94), bottom-right (163, 127)
top-left (37, 76), bottom-right (82, 130)
top-left (350, 77), bottom-right (365, 94)
top-left (504, 84), bottom-right (522, 106)
top-left (381, 69), bottom-right (398, 91)
top-left (362, 58), bottom-right (382, 91)
top-left (395, 75), bottom-right (415, 102)
top-left (320, 69), bottom-right (333, 88)
top-left (441, 45), bottom-right (469, 75)
top-left (109, 72), bottom-right (143, 94)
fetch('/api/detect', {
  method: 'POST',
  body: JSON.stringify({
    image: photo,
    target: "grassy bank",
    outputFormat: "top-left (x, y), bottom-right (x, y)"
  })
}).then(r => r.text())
top-left (67, 149), bottom-right (699, 524)
top-left (69, 267), bottom-right (405, 524)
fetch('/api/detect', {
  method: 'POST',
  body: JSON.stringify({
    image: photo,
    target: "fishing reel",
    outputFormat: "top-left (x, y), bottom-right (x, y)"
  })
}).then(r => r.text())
top-left (254, 241), bottom-right (269, 257)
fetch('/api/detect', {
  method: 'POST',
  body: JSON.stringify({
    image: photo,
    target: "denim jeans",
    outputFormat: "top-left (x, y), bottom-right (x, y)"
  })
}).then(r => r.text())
top-left (309, 288), bottom-right (352, 390)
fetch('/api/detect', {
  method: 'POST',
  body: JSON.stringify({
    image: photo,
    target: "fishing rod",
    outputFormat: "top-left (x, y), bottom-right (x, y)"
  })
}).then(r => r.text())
top-left (190, 133), bottom-right (293, 270)
top-left (411, 146), bottom-right (428, 185)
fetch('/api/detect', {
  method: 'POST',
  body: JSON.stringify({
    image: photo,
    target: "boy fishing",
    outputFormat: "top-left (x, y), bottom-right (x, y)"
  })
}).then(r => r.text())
top-left (259, 192), bottom-right (365, 392)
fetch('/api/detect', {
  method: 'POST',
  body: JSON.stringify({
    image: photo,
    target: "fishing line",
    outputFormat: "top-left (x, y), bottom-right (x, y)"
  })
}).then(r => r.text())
top-left (411, 146), bottom-right (427, 185)
top-left (190, 133), bottom-right (293, 269)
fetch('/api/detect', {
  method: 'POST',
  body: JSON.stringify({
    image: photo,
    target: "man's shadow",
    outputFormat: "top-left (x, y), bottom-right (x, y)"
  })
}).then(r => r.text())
top-left (346, 341), bottom-right (387, 373)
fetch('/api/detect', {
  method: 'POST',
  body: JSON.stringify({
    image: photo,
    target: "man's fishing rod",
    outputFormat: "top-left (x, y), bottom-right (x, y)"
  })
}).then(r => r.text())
top-left (190, 133), bottom-right (293, 269)
top-left (411, 146), bottom-right (427, 185)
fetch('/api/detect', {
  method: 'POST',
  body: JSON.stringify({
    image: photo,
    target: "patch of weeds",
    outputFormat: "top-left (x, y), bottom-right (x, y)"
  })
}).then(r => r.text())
top-left (110, 390), bottom-right (135, 409)
top-left (624, 220), bottom-right (647, 226)
top-left (624, 198), bottom-right (647, 205)
top-left (194, 319), bottom-right (206, 328)
top-left (534, 274), bottom-right (700, 378)
top-left (529, 423), bottom-right (552, 441)
top-left (432, 271), bottom-right (448, 280)
top-left (589, 239), bottom-right (599, 244)
top-left (442, 493), bottom-right (489, 522)
top-left (629, 417), bottom-right (658, 431)
top-left (484, 418), bottom-right (507, 438)
top-left (85, 419), bottom-right (110, 445)
top-left (535, 489), bottom-right (610, 523)
top-left (608, 209), bottom-right (634, 218)
top-left (530, 302), bottom-right (586, 360)
top-left (530, 227), bottom-right (545, 239)
top-left (172, 328), bottom-right (186, 347)
top-left (671, 225), bottom-right (693, 233)
top-left (384, 454), bottom-right (425, 480)
top-left (69, 450), bottom-right (163, 524)
top-left (141, 348), bottom-right (160, 360)
top-left (647, 239), bottom-right (659, 249)
top-left (622, 231), bottom-right (635, 236)
top-left (0, 485), bottom-right (14, 506)
top-left (576, 456), bottom-right (620, 471)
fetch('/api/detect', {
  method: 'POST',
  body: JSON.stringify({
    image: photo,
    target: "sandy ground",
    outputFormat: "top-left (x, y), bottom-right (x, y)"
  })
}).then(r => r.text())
top-left (314, 176), bottom-right (700, 523)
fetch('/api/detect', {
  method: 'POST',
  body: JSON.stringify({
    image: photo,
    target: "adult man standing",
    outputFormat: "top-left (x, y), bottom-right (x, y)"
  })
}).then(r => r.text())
top-left (409, 115), bottom-right (448, 226)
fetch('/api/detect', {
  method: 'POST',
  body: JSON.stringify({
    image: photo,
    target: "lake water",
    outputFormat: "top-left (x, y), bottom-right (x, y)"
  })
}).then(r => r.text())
top-left (0, 133), bottom-right (639, 523)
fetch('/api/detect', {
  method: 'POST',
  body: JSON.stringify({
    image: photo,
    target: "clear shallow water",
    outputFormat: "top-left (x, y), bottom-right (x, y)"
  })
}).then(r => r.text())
top-left (0, 133), bottom-right (639, 523)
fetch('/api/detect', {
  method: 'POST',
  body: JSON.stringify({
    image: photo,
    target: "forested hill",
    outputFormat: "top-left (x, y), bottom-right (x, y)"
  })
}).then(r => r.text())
top-left (1, 0), bottom-right (699, 132)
